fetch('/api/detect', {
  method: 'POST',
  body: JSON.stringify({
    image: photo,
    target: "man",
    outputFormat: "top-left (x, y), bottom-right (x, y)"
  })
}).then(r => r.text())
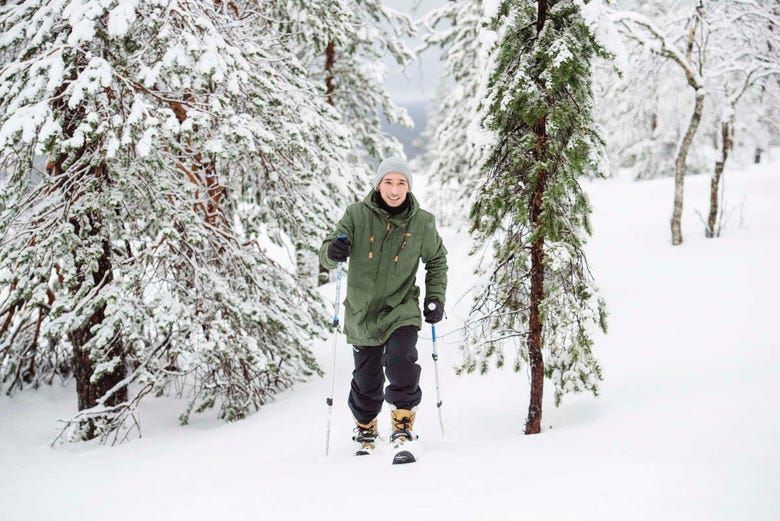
top-left (319, 156), bottom-right (448, 463)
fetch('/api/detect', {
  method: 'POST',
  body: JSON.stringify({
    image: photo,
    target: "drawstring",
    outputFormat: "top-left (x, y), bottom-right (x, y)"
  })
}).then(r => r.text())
top-left (393, 221), bottom-right (411, 263)
top-left (368, 212), bottom-right (375, 259)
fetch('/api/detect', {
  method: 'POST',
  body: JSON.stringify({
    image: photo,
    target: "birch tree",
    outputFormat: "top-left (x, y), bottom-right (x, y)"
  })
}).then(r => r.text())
top-left (703, 1), bottom-right (780, 238)
top-left (611, 1), bottom-right (707, 246)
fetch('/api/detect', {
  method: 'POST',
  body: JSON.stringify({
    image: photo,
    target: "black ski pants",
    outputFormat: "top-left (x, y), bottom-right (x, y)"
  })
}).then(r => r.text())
top-left (348, 325), bottom-right (422, 425)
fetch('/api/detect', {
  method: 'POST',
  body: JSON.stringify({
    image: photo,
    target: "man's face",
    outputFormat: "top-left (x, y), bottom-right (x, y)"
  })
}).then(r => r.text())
top-left (377, 173), bottom-right (409, 208)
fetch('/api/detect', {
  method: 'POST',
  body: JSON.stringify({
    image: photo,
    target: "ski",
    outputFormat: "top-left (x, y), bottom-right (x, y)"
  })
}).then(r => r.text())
top-left (392, 449), bottom-right (416, 465)
top-left (390, 428), bottom-right (418, 464)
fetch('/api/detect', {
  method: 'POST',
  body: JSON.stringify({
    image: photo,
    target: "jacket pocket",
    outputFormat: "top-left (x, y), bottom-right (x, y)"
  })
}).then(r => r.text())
top-left (393, 232), bottom-right (421, 276)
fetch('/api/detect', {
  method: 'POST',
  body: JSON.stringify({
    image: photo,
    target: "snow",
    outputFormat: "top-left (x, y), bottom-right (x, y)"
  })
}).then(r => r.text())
top-left (125, 96), bottom-right (147, 127)
top-left (550, 39), bottom-right (574, 70)
top-left (136, 127), bottom-right (155, 157)
top-left (107, 0), bottom-right (138, 38)
top-left (581, 0), bottom-right (629, 72)
top-left (483, 0), bottom-right (502, 20)
top-left (67, 18), bottom-right (96, 46)
top-left (105, 135), bottom-right (120, 158)
top-left (162, 43), bottom-right (191, 68)
top-left (1, 157), bottom-right (779, 519)
top-left (0, 101), bottom-right (49, 146)
top-left (43, 50), bottom-right (66, 94)
top-left (36, 115), bottom-right (62, 150)
top-left (66, 57), bottom-right (113, 109)
top-left (1, 16), bottom-right (25, 45)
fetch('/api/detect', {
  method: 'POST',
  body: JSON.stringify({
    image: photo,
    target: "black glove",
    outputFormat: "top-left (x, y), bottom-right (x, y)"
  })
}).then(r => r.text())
top-left (423, 298), bottom-right (444, 324)
top-left (327, 236), bottom-right (351, 263)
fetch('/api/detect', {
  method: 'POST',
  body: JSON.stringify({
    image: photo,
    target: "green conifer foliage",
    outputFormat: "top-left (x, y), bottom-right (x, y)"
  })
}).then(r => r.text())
top-left (0, 0), bottom-right (347, 443)
top-left (461, 0), bottom-right (608, 413)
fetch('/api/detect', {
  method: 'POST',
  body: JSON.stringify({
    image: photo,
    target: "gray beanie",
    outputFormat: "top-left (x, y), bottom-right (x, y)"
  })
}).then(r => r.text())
top-left (374, 156), bottom-right (412, 190)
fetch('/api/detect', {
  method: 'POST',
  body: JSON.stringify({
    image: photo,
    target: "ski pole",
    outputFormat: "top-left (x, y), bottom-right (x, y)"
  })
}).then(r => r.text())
top-left (430, 319), bottom-right (445, 438)
top-left (325, 235), bottom-right (347, 456)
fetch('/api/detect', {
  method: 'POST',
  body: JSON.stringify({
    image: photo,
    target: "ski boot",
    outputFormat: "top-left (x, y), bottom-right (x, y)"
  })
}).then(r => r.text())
top-left (352, 418), bottom-right (379, 456)
top-left (390, 408), bottom-right (418, 464)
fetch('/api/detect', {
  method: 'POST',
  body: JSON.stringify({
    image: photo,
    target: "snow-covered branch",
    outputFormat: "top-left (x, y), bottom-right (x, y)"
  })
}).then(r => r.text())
top-left (610, 9), bottom-right (704, 89)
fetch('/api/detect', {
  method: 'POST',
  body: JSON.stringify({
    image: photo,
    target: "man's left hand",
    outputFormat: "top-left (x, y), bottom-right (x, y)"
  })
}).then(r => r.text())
top-left (423, 298), bottom-right (444, 324)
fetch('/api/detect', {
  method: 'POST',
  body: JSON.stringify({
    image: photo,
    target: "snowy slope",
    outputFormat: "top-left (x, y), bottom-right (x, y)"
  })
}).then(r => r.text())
top-left (1, 160), bottom-right (779, 520)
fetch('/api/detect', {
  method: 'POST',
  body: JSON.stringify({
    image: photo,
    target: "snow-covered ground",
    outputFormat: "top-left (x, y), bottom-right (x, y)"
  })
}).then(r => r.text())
top-left (2, 160), bottom-right (778, 520)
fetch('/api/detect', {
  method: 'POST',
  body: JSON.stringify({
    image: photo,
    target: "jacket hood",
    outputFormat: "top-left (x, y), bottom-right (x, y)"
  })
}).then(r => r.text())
top-left (362, 189), bottom-right (419, 222)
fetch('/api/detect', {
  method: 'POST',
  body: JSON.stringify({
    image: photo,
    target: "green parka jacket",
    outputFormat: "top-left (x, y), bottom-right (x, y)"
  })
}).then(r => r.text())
top-left (319, 190), bottom-right (448, 346)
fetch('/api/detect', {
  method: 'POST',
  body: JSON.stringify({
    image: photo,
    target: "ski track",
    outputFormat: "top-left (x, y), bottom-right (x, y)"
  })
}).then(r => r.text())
top-left (1, 160), bottom-right (779, 520)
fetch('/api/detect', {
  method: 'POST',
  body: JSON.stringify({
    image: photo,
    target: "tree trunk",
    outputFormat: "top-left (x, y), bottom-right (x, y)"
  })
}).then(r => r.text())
top-left (168, 98), bottom-right (226, 231)
top-left (67, 204), bottom-right (128, 440)
top-left (525, 0), bottom-right (548, 436)
top-left (670, 90), bottom-right (704, 245)
top-left (325, 41), bottom-right (336, 107)
top-left (706, 118), bottom-right (732, 238)
top-left (670, 2), bottom-right (705, 246)
top-left (48, 64), bottom-right (128, 439)
top-left (296, 245), bottom-right (317, 288)
top-left (318, 40), bottom-right (337, 286)
top-left (526, 117), bottom-right (547, 435)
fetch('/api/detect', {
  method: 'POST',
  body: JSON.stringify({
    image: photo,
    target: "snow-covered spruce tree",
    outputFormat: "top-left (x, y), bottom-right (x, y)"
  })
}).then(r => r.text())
top-left (264, 0), bottom-right (416, 283)
top-left (322, 0), bottom-right (415, 162)
top-left (460, 0), bottom-right (608, 435)
top-left (0, 0), bottom-right (349, 442)
top-left (419, 0), bottom-right (492, 227)
top-left (265, 0), bottom-right (416, 171)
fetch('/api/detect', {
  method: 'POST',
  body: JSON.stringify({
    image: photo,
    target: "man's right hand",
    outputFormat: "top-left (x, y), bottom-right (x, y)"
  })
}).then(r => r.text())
top-left (327, 236), bottom-right (351, 263)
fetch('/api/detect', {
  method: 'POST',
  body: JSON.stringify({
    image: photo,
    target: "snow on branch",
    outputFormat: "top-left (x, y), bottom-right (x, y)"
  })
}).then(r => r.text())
top-left (610, 8), bottom-right (704, 89)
